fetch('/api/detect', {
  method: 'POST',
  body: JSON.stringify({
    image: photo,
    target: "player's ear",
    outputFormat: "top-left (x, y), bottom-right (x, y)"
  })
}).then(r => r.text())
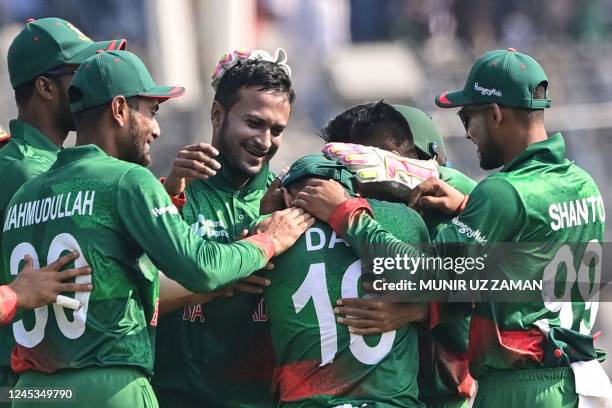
top-left (33, 77), bottom-right (55, 101)
top-left (491, 103), bottom-right (503, 127)
top-left (281, 187), bottom-right (292, 209)
top-left (110, 96), bottom-right (129, 127)
top-left (211, 101), bottom-right (226, 129)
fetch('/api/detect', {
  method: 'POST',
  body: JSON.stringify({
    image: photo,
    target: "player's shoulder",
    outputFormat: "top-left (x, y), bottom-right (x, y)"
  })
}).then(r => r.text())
top-left (367, 198), bottom-right (429, 243)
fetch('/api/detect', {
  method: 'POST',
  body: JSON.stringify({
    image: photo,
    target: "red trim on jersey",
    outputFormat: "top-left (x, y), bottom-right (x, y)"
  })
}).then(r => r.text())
top-left (275, 360), bottom-right (349, 401)
top-left (0, 285), bottom-right (18, 326)
top-left (11, 346), bottom-right (35, 373)
top-left (244, 234), bottom-right (276, 260)
top-left (328, 198), bottom-right (372, 235)
top-left (469, 315), bottom-right (545, 367)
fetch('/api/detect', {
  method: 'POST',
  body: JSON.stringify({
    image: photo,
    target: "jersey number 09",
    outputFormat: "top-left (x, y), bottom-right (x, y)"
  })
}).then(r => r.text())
top-left (9, 233), bottom-right (91, 348)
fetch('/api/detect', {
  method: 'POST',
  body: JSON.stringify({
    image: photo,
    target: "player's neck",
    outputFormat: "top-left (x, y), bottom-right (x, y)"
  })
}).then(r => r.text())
top-left (75, 130), bottom-right (117, 159)
top-left (17, 111), bottom-right (67, 147)
top-left (502, 124), bottom-right (548, 164)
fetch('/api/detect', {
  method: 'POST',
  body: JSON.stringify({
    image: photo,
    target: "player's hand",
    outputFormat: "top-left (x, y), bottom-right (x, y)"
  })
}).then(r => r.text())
top-left (409, 177), bottom-right (465, 215)
top-left (229, 275), bottom-right (272, 295)
top-left (163, 143), bottom-right (221, 196)
top-left (260, 167), bottom-right (289, 215)
top-left (183, 288), bottom-right (234, 306)
top-left (9, 252), bottom-right (93, 310)
top-left (334, 298), bottom-right (429, 335)
top-left (293, 179), bottom-right (350, 223)
top-left (255, 207), bottom-right (315, 255)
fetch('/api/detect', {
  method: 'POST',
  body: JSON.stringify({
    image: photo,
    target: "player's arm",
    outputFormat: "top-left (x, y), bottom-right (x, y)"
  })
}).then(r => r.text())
top-left (117, 167), bottom-right (312, 293)
top-left (0, 252), bottom-right (92, 325)
top-left (293, 177), bottom-right (524, 281)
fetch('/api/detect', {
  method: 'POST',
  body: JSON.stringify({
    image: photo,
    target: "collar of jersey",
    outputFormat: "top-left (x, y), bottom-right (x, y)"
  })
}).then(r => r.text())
top-left (54, 144), bottom-right (107, 166)
top-left (206, 154), bottom-right (271, 194)
top-left (9, 119), bottom-right (61, 155)
top-left (501, 132), bottom-right (565, 173)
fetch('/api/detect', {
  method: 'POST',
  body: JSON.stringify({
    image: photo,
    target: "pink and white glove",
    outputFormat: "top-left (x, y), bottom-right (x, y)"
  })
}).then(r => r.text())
top-left (322, 142), bottom-right (439, 198)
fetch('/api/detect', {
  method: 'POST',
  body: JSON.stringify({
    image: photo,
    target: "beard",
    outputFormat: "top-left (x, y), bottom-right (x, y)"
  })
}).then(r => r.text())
top-left (478, 139), bottom-right (504, 170)
top-left (122, 112), bottom-right (150, 167)
top-left (217, 119), bottom-right (268, 180)
top-left (477, 128), bottom-right (504, 170)
top-left (54, 81), bottom-right (75, 133)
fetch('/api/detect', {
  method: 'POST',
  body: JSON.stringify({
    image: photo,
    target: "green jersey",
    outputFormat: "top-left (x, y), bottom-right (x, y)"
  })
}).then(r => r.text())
top-left (1, 145), bottom-right (270, 376)
top-left (418, 166), bottom-right (477, 405)
top-left (266, 199), bottom-right (429, 407)
top-left (422, 166), bottom-right (478, 238)
top-left (335, 134), bottom-right (605, 378)
top-left (0, 120), bottom-right (61, 381)
top-left (153, 159), bottom-right (276, 407)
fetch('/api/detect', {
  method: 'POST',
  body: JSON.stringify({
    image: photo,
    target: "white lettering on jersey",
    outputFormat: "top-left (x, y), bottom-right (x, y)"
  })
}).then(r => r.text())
top-left (549, 196), bottom-right (605, 231)
top-left (3, 190), bottom-right (96, 232)
top-left (151, 204), bottom-right (179, 217)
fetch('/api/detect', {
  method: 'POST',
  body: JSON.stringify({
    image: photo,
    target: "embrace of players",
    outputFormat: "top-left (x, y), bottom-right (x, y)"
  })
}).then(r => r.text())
top-left (0, 17), bottom-right (608, 408)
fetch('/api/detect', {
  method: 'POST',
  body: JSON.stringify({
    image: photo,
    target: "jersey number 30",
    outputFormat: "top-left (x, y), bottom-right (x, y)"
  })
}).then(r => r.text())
top-left (9, 233), bottom-right (91, 348)
top-left (292, 261), bottom-right (395, 366)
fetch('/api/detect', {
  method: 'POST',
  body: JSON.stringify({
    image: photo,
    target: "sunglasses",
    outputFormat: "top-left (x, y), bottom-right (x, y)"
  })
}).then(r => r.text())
top-left (457, 104), bottom-right (495, 131)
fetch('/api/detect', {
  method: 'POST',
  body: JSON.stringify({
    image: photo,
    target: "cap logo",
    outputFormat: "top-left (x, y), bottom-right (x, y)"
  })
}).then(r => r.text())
top-left (65, 22), bottom-right (92, 42)
top-left (473, 82), bottom-right (502, 97)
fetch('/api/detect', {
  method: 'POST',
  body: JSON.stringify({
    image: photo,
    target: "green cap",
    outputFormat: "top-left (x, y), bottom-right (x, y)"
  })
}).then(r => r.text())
top-left (282, 154), bottom-right (356, 194)
top-left (392, 104), bottom-right (446, 161)
top-left (435, 48), bottom-right (551, 109)
top-left (8, 17), bottom-right (127, 89)
top-left (69, 50), bottom-right (185, 113)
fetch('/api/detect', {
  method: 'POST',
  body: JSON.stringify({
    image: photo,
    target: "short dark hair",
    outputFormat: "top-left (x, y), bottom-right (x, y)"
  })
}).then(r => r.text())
top-left (514, 81), bottom-right (547, 123)
top-left (320, 101), bottom-right (417, 158)
top-left (14, 76), bottom-right (66, 107)
top-left (214, 60), bottom-right (295, 111)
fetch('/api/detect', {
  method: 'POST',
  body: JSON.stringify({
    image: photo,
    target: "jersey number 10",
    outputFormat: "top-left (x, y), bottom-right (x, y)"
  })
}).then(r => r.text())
top-left (9, 233), bottom-right (91, 348)
top-left (292, 261), bottom-right (396, 366)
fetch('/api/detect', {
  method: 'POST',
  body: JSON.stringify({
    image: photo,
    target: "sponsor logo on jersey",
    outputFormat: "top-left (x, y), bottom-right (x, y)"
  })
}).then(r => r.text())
top-left (473, 82), bottom-right (502, 97)
top-left (3, 190), bottom-right (95, 232)
top-left (150, 204), bottom-right (179, 217)
top-left (190, 213), bottom-right (229, 239)
top-left (548, 195), bottom-right (605, 231)
top-left (451, 217), bottom-right (488, 245)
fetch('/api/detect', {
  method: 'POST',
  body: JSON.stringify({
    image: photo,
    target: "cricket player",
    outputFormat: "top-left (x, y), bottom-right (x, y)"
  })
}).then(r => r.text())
top-left (1, 50), bottom-right (311, 408)
top-left (294, 49), bottom-right (608, 407)
top-left (320, 101), bottom-right (476, 407)
top-left (0, 252), bottom-right (91, 326)
top-left (265, 154), bottom-right (429, 407)
top-left (0, 17), bottom-right (126, 396)
top-left (153, 48), bottom-right (294, 408)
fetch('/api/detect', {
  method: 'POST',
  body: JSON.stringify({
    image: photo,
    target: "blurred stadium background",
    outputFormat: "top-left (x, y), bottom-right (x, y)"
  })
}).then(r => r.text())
top-left (0, 0), bottom-right (610, 376)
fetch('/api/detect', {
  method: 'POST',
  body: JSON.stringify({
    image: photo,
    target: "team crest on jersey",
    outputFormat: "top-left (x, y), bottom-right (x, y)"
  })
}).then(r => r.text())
top-left (191, 213), bottom-right (229, 239)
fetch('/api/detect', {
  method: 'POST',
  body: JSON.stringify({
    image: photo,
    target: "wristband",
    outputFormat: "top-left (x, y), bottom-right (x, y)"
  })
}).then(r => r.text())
top-left (159, 177), bottom-right (187, 209)
top-left (328, 198), bottom-right (373, 234)
top-left (245, 233), bottom-right (276, 260)
top-left (0, 285), bottom-right (18, 326)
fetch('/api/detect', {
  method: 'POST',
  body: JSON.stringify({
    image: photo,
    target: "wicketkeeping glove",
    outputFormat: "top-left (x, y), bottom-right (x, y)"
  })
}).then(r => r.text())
top-left (322, 142), bottom-right (439, 200)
